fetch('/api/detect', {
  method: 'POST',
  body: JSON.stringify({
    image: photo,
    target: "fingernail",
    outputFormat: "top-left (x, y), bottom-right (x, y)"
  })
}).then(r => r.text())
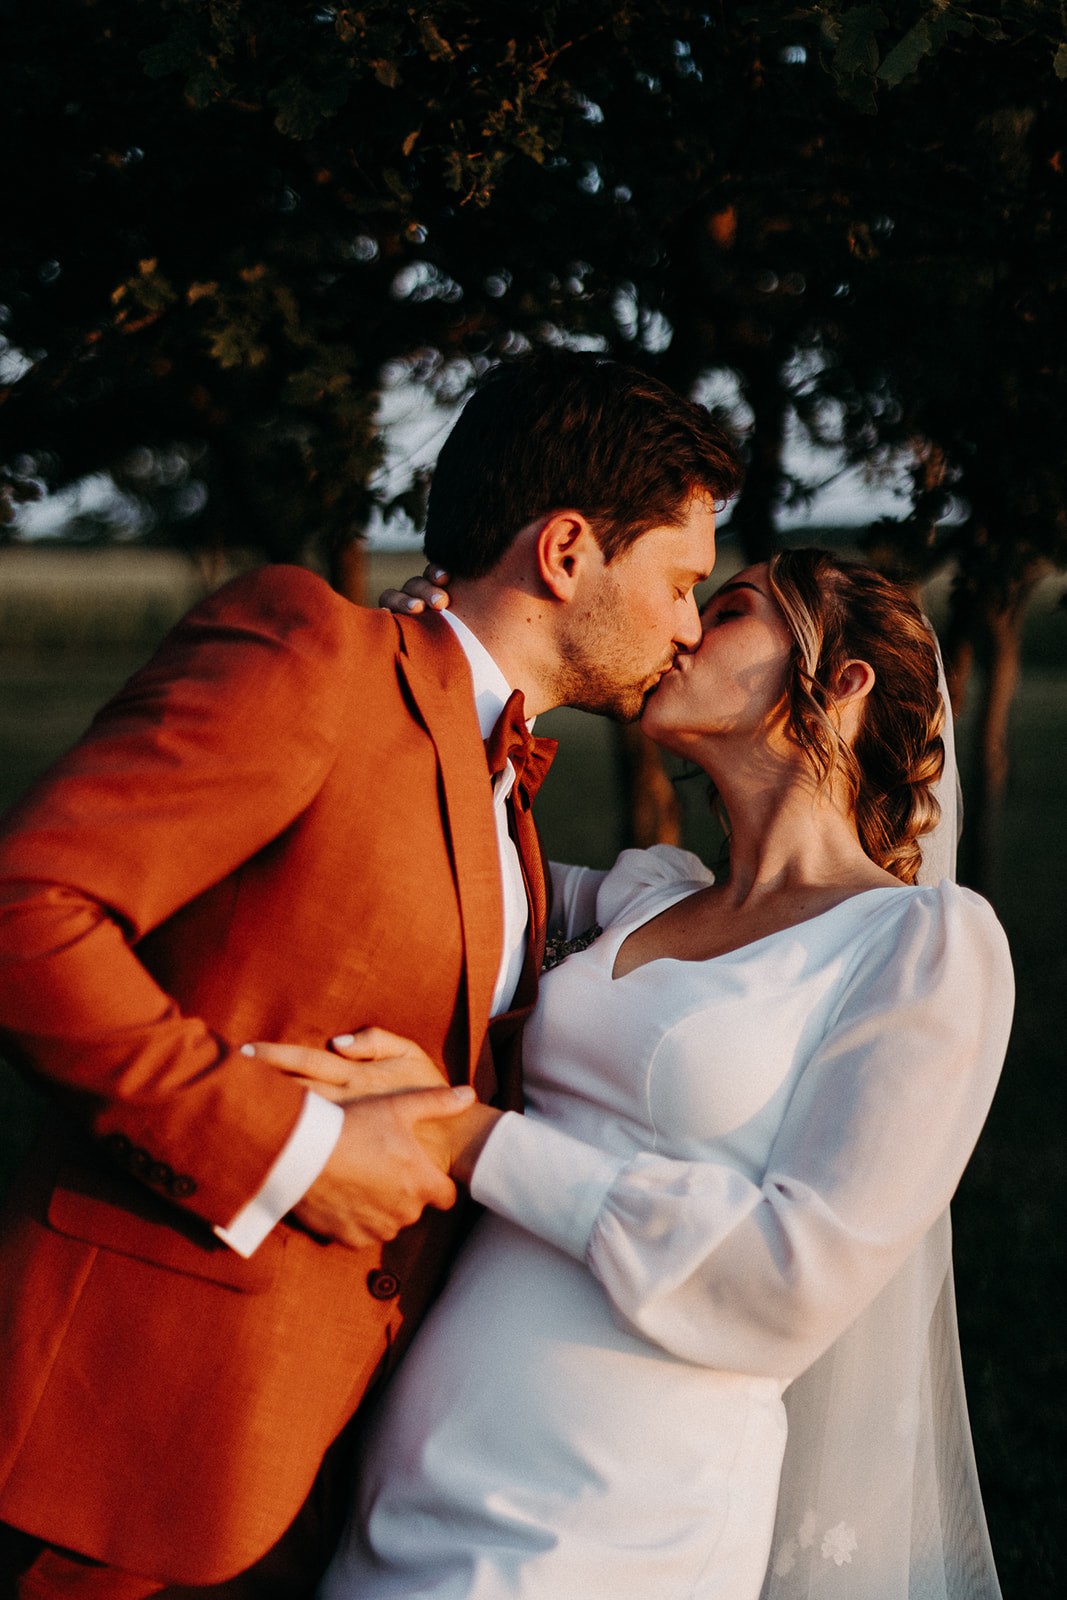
top-left (331, 1033), bottom-right (355, 1048)
top-left (429, 593), bottom-right (446, 608)
top-left (430, 567), bottom-right (447, 582)
top-left (403, 596), bottom-right (420, 611)
top-left (240, 1043), bottom-right (256, 1057)
top-left (451, 1086), bottom-right (476, 1104)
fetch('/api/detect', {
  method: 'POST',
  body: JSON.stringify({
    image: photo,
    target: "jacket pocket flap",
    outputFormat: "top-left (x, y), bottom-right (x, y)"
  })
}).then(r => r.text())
top-left (47, 1163), bottom-right (284, 1293)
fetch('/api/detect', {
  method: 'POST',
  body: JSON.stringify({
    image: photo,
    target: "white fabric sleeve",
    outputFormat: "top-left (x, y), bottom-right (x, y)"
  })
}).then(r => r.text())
top-left (547, 862), bottom-right (607, 938)
top-left (549, 846), bottom-right (712, 938)
top-left (472, 886), bottom-right (1012, 1381)
top-left (471, 1112), bottom-right (628, 1257)
top-left (213, 1090), bottom-right (344, 1257)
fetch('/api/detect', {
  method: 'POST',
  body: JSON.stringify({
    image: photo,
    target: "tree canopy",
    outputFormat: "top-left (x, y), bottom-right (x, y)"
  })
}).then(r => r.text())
top-left (2, 0), bottom-right (1065, 592)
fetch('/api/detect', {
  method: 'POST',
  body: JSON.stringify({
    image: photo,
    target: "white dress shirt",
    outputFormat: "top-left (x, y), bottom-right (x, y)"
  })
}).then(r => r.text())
top-left (216, 609), bottom-right (528, 1257)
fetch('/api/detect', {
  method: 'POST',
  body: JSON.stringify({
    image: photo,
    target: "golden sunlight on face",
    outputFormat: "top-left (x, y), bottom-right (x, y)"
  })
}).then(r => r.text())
top-left (558, 496), bottom-right (717, 722)
top-left (640, 563), bottom-right (795, 753)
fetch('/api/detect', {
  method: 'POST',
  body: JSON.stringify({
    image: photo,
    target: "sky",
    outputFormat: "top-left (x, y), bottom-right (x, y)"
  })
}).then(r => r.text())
top-left (13, 373), bottom-right (917, 548)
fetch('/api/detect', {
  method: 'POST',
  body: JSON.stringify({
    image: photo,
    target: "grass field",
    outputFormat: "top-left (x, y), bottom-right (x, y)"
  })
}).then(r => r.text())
top-left (0, 543), bottom-right (1064, 1593)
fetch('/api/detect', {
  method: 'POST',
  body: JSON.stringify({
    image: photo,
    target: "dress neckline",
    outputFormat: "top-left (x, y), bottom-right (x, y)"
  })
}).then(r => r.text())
top-left (608, 881), bottom-right (910, 982)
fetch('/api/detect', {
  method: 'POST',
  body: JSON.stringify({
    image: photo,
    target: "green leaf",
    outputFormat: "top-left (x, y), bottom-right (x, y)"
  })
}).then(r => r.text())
top-left (207, 0), bottom-right (243, 57)
top-left (186, 65), bottom-right (235, 109)
top-left (416, 17), bottom-right (455, 63)
top-left (834, 5), bottom-right (888, 77)
top-left (207, 322), bottom-right (269, 371)
top-left (834, 72), bottom-right (879, 115)
top-left (371, 58), bottom-right (401, 89)
top-left (140, 20), bottom-right (200, 81)
top-left (382, 167), bottom-right (412, 202)
top-left (878, 18), bottom-right (933, 85)
top-left (269, 76), bottom-right (348, 140)
top-left (514, 126), bottom-right (547, 163)
top-left (927, 12), bottom-right (974, 49)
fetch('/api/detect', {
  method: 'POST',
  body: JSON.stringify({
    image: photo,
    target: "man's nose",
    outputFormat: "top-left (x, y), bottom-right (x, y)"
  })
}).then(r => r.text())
top-left (675, 594), bottom-right (703, 650)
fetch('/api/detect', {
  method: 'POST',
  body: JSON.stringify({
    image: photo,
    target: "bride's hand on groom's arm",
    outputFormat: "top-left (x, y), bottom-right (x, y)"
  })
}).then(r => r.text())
top-left (241, 1027), bottom-right (447, 1102)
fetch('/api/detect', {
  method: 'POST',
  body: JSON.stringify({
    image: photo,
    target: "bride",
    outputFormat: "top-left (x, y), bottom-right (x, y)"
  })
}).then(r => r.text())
top-left (267, 549), bottom-right (1013, 1600)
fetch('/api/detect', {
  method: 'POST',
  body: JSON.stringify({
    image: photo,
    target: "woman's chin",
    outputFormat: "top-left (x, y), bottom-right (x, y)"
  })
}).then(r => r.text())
top-left (640, 712), bottom-right (681, 756)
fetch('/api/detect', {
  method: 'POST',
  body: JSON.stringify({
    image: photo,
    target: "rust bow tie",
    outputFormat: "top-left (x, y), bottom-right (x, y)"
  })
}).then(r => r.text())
top-left (484, 690), bottom-right (557, 809)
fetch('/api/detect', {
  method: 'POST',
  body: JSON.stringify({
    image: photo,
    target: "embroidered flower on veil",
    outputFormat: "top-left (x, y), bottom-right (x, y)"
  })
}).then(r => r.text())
top-left (821, 1521), bottom-right (858, 1566)
top-left (772, 1510), bottom-right (858, 1578)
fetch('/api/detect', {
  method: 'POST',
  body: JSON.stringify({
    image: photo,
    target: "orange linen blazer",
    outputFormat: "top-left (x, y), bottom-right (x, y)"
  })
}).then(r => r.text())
top-left (0, 565), bottom-right (544, 1585)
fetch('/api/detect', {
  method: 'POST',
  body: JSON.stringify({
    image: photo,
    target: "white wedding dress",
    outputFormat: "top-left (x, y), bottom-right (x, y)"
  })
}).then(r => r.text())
top-left (319, 846), bottom-right (1012, 1600)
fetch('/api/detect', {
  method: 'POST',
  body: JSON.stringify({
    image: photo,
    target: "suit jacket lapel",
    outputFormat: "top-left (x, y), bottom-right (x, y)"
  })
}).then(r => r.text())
top-left (394, 613), bottom-right (503, 1085)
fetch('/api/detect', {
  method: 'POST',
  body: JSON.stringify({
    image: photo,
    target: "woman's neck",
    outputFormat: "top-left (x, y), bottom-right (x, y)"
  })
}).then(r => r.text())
top-left (701, 741), bottom-right (892, 905)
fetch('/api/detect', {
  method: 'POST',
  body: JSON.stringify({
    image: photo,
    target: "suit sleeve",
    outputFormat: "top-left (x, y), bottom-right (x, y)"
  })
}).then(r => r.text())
top-left (0, 564), bottom-right (357, 1230)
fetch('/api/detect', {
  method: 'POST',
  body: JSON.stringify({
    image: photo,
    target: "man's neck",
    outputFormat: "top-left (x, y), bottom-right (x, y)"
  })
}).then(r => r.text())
top-left (448, 588), bottom-right (556, 718)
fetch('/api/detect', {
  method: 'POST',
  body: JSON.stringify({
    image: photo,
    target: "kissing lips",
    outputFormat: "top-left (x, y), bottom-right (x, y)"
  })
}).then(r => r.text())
top-left (645, 657), bottom-right (677, 696)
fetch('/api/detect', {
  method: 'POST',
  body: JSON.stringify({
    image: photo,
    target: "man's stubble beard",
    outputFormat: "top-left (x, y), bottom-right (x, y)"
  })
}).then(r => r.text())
top-left (553, 589), bottom-right (674, 724)
top-left (559, 671), bottom-right (665, 724)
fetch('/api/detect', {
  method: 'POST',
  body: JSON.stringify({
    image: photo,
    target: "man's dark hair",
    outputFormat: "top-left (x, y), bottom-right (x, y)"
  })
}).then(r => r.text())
top-left (423, 351), bottom-right (742, 578)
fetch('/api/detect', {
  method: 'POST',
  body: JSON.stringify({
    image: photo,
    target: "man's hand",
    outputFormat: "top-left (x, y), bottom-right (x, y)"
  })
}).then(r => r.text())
top-left (245, 1028), bottom-right (494, 1244)
top-left (416, 1099), bottom-right (502, 1188)
top-left (291, 1084), bottom-right (477, 1249)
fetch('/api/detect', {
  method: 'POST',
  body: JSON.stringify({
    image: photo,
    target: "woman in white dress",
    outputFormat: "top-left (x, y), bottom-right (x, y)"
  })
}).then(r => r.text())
top-left (270, 550), bottom-right (1013, 1600)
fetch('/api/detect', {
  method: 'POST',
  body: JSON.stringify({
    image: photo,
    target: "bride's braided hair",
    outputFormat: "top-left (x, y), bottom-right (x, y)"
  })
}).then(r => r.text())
top-left (766, 549), bottom-right (945, 885)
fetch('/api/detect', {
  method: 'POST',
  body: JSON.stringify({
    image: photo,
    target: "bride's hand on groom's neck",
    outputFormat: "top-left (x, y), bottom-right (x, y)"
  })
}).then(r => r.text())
top-left (378, 566), bottom-right (452, 615)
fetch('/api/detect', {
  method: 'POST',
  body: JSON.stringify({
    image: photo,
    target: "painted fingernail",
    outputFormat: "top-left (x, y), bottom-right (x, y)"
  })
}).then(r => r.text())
top-left (240, 1043), bottom-right (256, 1057)
top-left (331, 1033), bottom-right (355, 1048)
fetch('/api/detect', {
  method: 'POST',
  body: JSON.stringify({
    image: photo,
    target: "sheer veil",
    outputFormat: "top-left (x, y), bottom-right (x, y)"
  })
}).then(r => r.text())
top-left (759, 641), bottom-right (1002, 1600)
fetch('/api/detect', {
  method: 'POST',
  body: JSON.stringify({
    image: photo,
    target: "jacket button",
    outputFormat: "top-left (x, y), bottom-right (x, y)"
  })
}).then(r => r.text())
top-left (168, 1175), bottom-right (197, 1199)
top-left (367, 1270), bottom-right (401, 1301)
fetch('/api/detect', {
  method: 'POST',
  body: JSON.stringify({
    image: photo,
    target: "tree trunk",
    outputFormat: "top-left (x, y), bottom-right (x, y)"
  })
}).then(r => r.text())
top-left (730, 358), bottom-right (789, 564)
top-left (616, 723), bottom-right (682, 848)
top-left (947, 562), bottom-right (1043, 892)
top-left (329, 536), bottom-right (368, 604)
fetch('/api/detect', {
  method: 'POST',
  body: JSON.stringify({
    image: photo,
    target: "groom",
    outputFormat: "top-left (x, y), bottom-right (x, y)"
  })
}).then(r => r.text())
top-left (0, 352), bottom-right (738, 1598)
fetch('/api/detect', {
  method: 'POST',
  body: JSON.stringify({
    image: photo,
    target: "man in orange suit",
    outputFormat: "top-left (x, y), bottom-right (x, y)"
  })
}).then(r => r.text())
top-left (0, 352), bottom-right (739, 1598)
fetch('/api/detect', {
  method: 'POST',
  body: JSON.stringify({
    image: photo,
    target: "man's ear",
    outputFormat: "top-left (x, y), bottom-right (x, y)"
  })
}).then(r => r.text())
top-left (534, 511), bottom-right (601, 600)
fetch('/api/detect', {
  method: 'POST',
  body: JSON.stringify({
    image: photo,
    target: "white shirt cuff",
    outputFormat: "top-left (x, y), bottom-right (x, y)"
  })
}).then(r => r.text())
top-left (470, 1110), bottom-right (626, 1261)
top-left (213, 1091), bottom-right (345, 1258)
